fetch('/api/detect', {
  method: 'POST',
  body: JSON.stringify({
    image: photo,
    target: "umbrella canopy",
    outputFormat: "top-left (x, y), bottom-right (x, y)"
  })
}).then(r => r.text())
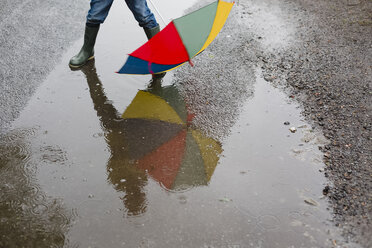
top-left (121, 85), bottom-right (222, 190)
top-left (118, 0), bottom-right (234, 75)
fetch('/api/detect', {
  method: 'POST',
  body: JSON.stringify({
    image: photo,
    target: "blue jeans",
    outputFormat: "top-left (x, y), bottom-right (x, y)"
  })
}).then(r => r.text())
top-left (86, 0), bottom-right (158, 29)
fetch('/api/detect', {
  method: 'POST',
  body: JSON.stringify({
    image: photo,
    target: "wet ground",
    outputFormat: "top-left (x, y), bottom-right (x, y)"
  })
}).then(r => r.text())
top-left (0, 0), bottom-right (87, 130)
top-left (0, 0), bottom-right (370, 247)
top-left (256, 0), bottom-right (371, 246)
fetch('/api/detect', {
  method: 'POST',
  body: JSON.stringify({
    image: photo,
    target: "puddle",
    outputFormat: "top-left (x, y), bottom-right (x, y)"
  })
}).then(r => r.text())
top-left (0, 0), bottom-right (352, 247)
top-left (0, 66), bottom-right (346, 247)
top-left (213, 72), bottom-right (339, 247)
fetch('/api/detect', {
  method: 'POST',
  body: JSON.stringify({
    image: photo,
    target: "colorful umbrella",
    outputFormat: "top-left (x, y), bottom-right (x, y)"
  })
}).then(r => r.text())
top-left (117, 0), bottom-right (234, 75)
top-left (121, 85), bottom-right (222, 190)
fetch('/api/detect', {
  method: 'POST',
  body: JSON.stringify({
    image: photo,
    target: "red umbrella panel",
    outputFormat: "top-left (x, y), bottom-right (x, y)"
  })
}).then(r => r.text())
top-left (118, 0), bottom-right (234, 75)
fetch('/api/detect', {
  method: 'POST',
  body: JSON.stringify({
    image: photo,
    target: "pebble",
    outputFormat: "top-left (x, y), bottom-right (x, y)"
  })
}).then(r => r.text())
top-left (219, 197), bottom-right (232, 203)
top-left (304, 198), bottom-right (318, 206)
top-left (289, 127), bottom-right (297, 133)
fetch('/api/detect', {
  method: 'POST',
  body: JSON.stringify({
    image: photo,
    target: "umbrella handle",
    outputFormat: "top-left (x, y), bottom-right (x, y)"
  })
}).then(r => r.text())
top-left (188, 60), bottom-right (194, 67)
top-left (148, 0), bottom-right (167, 26)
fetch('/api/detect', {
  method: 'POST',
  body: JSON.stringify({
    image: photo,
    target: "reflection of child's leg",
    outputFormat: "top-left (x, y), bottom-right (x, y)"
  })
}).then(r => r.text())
top-left (147, 76), bottom-right (162, 89)
top-left (80, 61), bottom-right (121, 128)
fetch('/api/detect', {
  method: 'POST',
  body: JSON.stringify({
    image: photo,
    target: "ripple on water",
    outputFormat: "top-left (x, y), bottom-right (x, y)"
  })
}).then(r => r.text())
top-left (0, 127), bottom-right (72, 248)
top-left (0, 127), bottom-right (36, 167)
top-left (257, 214), bottom-right (281, 230)
top-left (25, 184), bottom-right (41, 199)
top-left (0, 128), bottom-right (36, 196)
top-left (39, 145), bottom-right (68, 165)
top-left (31, 203), bottom-right (49, 216)
top-left (159, 181), bottom-right (195, 193)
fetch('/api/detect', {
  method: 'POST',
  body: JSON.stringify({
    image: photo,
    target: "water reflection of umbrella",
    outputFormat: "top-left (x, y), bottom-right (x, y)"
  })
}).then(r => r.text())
top-left (82, 62), bottom-right (222, 215)
top-left (118, 0), bottom-right (234, 75)
top-left (122, 85), bottom-right (222, 190)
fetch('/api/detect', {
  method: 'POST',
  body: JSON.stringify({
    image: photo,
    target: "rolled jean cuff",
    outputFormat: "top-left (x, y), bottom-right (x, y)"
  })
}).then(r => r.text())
top-left (125, 0), bottom-right (158, 29)
top-left (86, 22), bottom-right (100, 27)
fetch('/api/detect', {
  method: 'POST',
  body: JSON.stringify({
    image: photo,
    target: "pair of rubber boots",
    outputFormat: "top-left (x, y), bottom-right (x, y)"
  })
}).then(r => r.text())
top-left (69, 25), bottom-right (165, 79)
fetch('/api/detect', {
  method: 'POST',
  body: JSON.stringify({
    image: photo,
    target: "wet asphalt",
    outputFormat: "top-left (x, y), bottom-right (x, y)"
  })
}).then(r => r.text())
top-left (1, 0), bottom-right (370, 247)
top-left (0, 0), bottom-right (87, 130)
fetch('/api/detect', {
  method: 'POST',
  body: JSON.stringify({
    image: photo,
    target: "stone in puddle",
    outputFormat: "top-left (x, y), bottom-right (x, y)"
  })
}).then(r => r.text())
top-left (289, 127), bottom-right (297, 133)
top-left (304, 198), bottom-right (318, 206)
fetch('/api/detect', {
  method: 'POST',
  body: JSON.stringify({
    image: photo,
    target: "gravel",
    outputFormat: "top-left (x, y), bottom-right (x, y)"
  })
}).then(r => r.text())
top-left (260, 0), bottom-right (372, 246)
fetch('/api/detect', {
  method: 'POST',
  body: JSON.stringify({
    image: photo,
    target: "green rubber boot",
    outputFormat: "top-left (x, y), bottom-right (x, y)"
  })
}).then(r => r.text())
top-left (144, 25), bottom-right (166, 80)
top-left (69, 25), bottom-right (100, 68)
top-left (144, 25), bottom-right (160, 40)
